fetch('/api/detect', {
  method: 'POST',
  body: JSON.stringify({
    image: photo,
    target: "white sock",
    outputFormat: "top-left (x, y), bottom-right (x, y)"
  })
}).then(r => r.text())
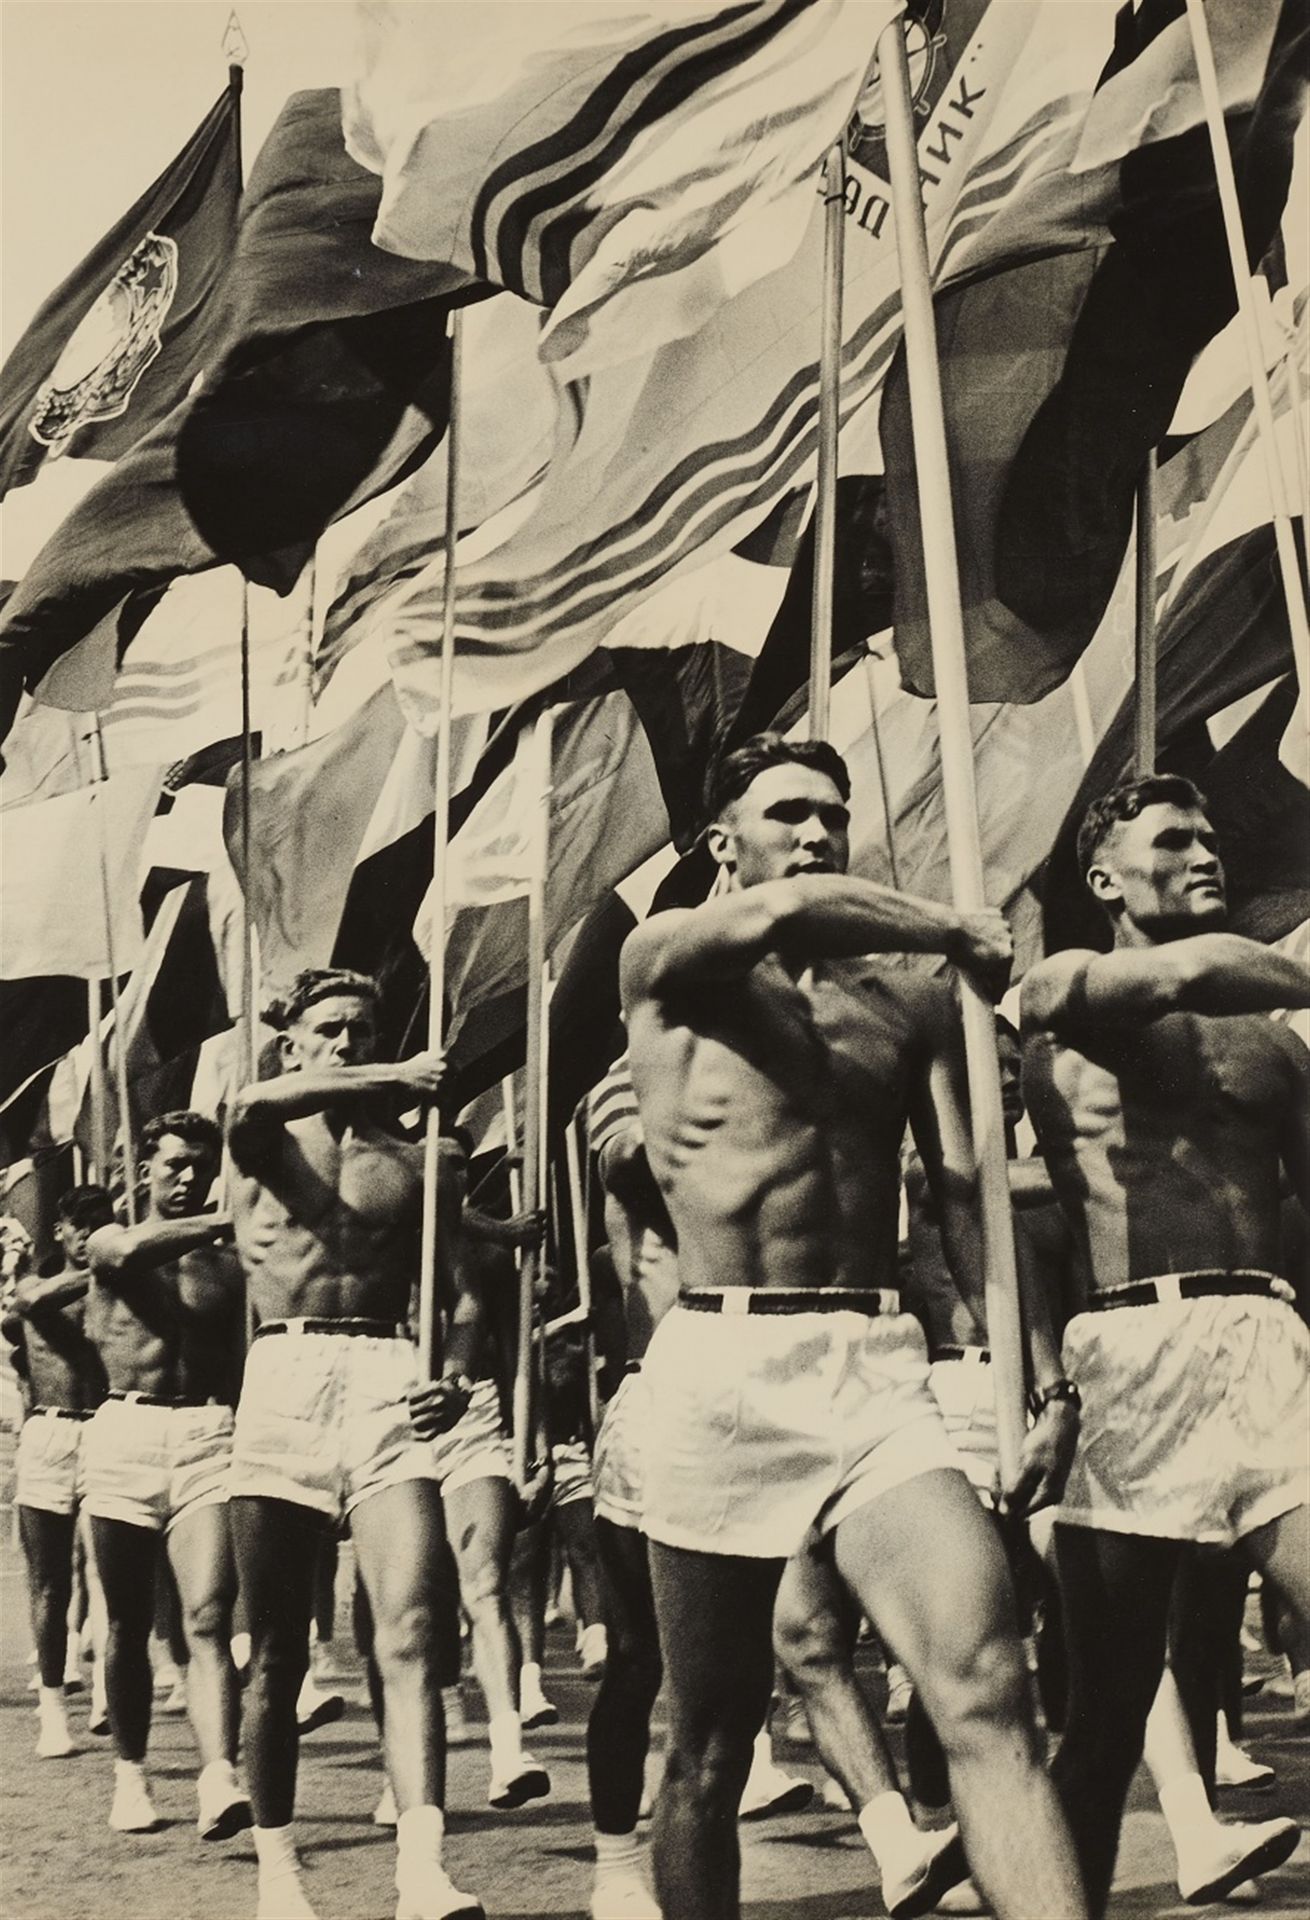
top-left (489, 1708), bottom-right (523, 1769)
top-left (38, 1685), bottom-right (67, 1716)
top-left (521, 1662), bottom-right (543, 1692)
top-left (859, 1790), bottom-right (918, 1872)
top-left (115, 1758), bottom-right (148, 1788)
top-left (253, 1825), bottom-right (299, 1877)
top-left (1158, 1774), bottom-right (1220, 1857)
top-left (199, 1759), bottom-right (238, 1794)
top-left (595, 1829), bottom-right (642, 1882)
top-left (751, 1727), bottom-right (773, 1767)
top-left (396, 1804), bottom-right (445, 1872)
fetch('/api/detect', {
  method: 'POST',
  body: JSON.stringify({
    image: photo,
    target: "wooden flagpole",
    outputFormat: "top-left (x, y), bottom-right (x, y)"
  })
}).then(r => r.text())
top-left (879, 18), bottom-right (1024, 1482)
top-left (1185, 0), bottom-right (1310, 781)
top-left (808, 141), bottom-right (847, 742)
top-left (71, 718), bottom-right (111, 1184)
top-left (512, 708), bottom-right (554, 1487)
top-left (564, 1115), bottom-right (600, 1436)
top-left (1133, 454), bottom-right (1158, 775)
top-left (90, 716), bottom-right (138, 1223)
top-left (417, 308), bottom-right (465, 1382)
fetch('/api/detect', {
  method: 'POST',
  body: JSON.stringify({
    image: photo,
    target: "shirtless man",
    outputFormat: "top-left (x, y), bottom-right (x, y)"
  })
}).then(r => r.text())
top-left (621, 732), bottom-right (1086, 1920)
top-left (84, 1112), bottom-right (248, 1841)
top-left (226, 969), bottom-right (481, 1920)
top-left (6, 1184), bottom-right (112, 1758)
top-left (1021, 773), bottom-right (1310, 1919)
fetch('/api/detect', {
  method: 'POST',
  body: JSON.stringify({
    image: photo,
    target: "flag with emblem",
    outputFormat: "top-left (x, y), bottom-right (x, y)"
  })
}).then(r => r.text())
top-left (0, 76), bottom-right (242, 500)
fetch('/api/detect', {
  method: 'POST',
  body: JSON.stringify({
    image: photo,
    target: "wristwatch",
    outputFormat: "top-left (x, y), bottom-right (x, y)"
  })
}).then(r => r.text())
top-left (1028, 1377), bottom-right (1081, 1418)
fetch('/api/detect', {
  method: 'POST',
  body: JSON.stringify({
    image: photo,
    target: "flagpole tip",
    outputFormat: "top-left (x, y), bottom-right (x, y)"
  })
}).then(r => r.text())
top-left (222, 10), bottom-right (249, 69)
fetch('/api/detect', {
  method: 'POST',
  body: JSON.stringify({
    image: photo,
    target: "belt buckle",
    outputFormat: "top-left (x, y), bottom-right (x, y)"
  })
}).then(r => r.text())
top-left (1154, 1276), bottom-right (1183, 1306)
top-left (281, 1317), bottom-right (308, 1336)
top-left (720, 1292), bottom-right (750, 1316)
top-left (875, 1289), bottom-right (899, 1317)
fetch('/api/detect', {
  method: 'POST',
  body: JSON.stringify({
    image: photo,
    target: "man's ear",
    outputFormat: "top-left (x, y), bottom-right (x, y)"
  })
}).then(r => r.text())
top-left (276, 1029), bottom-right (297, 1067)
top-left (706, 817), bottom-right (735, 873)
top-left (1086, 861), bottom-right (1122, 910)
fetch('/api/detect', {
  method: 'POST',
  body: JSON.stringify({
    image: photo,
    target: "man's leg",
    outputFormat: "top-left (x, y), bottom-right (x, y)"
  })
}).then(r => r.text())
top-left (648, 1542), bottom-right (782, 1920)
top-left (1245, 1501), bottom-right (1310, 1628)
top-left (349, 1479), bottom-right (450, 1813)
top-left (589, 1519), bottom-right (663, 1834)
top-left (229, 1495), bottom-right (323, 1827)
top-left (557, 1495), bottom-right (607, 1656)
top-left (833, 1470), bottom-right (1086, 1920)
top-left (442, 1473), bottom-right (548, 1806)
top-left (20, 1505), bottom-right (78, 1756)
top-left (91, 1515), bottom-right (161, 1764)
top-left (1048, 1521), bottom-right (1179, 1919)
top-left (168, 1503), bottom-right (240, 1769)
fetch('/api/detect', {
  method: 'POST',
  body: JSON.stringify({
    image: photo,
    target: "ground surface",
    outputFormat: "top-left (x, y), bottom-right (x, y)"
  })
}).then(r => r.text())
top-left (1, 1533), bottom-right (1306, 1920)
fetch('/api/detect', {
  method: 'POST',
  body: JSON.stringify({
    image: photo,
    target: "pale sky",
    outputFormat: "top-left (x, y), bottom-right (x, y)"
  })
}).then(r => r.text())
top-left (1, 0), bottom-right (366, 357)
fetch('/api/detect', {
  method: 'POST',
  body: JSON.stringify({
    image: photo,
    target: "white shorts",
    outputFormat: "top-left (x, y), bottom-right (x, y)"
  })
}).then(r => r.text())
top-left (430, 1378), bottom-right (512, 1496)
top-left (230, 1330), bottom-right (438, 1521)
top-left (550, 1438), bottom-right (595, 1510)
top-left (929, 1352), bottom-right (998, 1509)
top-left (16, 1410), bottom-right (91, 1517)
top-left (83, 1396), bottom-right (233, 1534)
top-left (1056, 1290), bottom-right (1310, 1547)
top-left (593, 1369), bottom-right (649, 1531)
top-left (642, 1299), bottom-right (964, 1560)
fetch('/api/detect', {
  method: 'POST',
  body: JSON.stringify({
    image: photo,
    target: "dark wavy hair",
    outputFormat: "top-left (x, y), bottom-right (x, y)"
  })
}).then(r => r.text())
top-left (55, 1184), bottom-right (115, 1231)
top-left (140, 1110), bottom-right (222, 1162)
top-left (708, 732), bottom-right (851, 821)
top-left (268, 968), bottom-right (381, 1032)
top-left (1075, 775), bottom-right (1208, 883)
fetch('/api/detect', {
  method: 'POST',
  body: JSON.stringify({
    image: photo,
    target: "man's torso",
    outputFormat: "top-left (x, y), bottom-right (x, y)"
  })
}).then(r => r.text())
top-left (88, 1240), bottom-right (243, 1401)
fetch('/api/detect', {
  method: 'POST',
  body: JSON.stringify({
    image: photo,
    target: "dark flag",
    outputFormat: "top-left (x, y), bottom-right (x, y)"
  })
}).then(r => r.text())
top-left (885, 0), bottom-right (1306, 705)
top-left (0, 79), bottom-right (242, 499)
top-left (0, 89), bottom-right (488, 743)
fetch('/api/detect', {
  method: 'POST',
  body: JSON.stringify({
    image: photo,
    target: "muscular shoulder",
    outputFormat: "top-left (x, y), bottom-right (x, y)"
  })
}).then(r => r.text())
top-left (1020, 949), bottom-right (1099, 1033)
top-left (619, 909), bottom-right (695, 1009)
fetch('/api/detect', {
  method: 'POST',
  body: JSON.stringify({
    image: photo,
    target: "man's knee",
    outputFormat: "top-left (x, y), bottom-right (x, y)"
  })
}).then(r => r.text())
top-left (773, 1603), bottom-right (846, 1684)
top-left (372, 1596), bottom-right (439, 1674)
top-left (182, 1587), bottom-right (234, 1648)
top-left (926, 1629), bottom-right (1035, 1754)
top-left (664, 1720), bottom-right (755, 1808)
top-left (454, 1554), bottom-right (506, 1619)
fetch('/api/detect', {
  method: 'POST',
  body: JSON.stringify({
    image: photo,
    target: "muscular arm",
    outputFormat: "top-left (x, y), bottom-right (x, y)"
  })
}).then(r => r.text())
top-left (1276, 1026), bottom-right (1310, 1213)
top-left (87, 1214), bottom-right (231, 1287)
top-left (1023, 936), bottom-right (1310, 1035)
top-left (228, 1050), bottom-right (444, 1167)
top-left (621, 878), bottom-right (1007, 999)
top-left (11, 1269), bottom-right (90, 1315)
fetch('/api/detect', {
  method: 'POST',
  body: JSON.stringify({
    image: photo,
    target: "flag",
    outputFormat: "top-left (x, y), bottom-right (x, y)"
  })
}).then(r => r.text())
top-left (0, 89), bottom-right (487, 743)
top-left (885, 0), bottom-right (1303, 703)
top-left (345, 0), bottom-right (901, 383)
top-left (222, 685), bottom-right (488, 993)
top-left (0, 762), bottom-right (163, 979)
top-left (370, 0), bottom-right (1135, 733)
top-left (1040, 523), bottom-right (1306, 955)
top-left (314, 294), bottom-right (562, 696)
top-left (0, 80), bottom-right (241, 499)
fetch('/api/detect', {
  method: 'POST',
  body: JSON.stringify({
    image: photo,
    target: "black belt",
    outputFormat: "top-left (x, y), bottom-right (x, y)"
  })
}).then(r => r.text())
top-left (105, 1389), bottom-right (222, 1409)
top-left (1086, 1271), bottom-right (1293, 1313)
top-left (931, 1345), bottom-right (991, 1364)
top-left (678, 1287), bottom-right (900, 1317)
top-left (254, 1317), bottom-right (411, 1341)
top-left (31, 1405), bottom-right (94, 1421)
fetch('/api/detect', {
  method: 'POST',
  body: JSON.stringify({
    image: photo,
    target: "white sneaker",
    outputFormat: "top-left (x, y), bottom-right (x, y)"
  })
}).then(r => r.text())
top-left (159, 1675), bottom-right (189, 1715)
top-left (590, 1872), bottom-right (663, 1918)
top-left (197, 1764), bottom-right (252, 1842)
top-left (488, 1752), bottom-right (550, 1810)
top-left (296, 1673), bottom-right (346, 1736)
top-left (1177, 1817), bottom-right (1301, 1904)
top-left (256, 1868), bottom-right (320, 1919)
top-left (394, 1863), bottom-right (485, 1920)
top-left (737, 1759), bottom-right (813, 1820)
top-left (109, 1768), bottom-right (161, 1833)
top-left (519, 1671), bottom-right (558, 1730)
top-left (820, 1775), bottom-right (851, 1811)
top-left (580, 1623), bottom-right (608, 1675)
top-left (36, 1698), bottom-right (76, 1759)
top-left (374, 1782), bottom-right (398, 1828)
top-left (153, 1659), bottom-right (181, 1696)
top-left (1214, 1723), bottom-right (1276, 1790)
top-left (882, 1824), bottom-right (970, 1920)
top-left (89, 1663), bottom-right (110, 1736)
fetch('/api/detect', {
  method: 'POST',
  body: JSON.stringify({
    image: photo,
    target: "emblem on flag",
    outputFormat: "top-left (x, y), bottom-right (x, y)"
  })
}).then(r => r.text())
top-left (27, 232), bottom-right (179, 455)
top-left (847, 0), bottom-right (951, 173)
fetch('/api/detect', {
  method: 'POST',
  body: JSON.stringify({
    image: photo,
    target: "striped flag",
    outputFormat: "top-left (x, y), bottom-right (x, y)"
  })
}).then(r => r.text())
top-left (345, 0), bottom-right (901, 382)
top-left (369, 0), bottom-right (1129, 733)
